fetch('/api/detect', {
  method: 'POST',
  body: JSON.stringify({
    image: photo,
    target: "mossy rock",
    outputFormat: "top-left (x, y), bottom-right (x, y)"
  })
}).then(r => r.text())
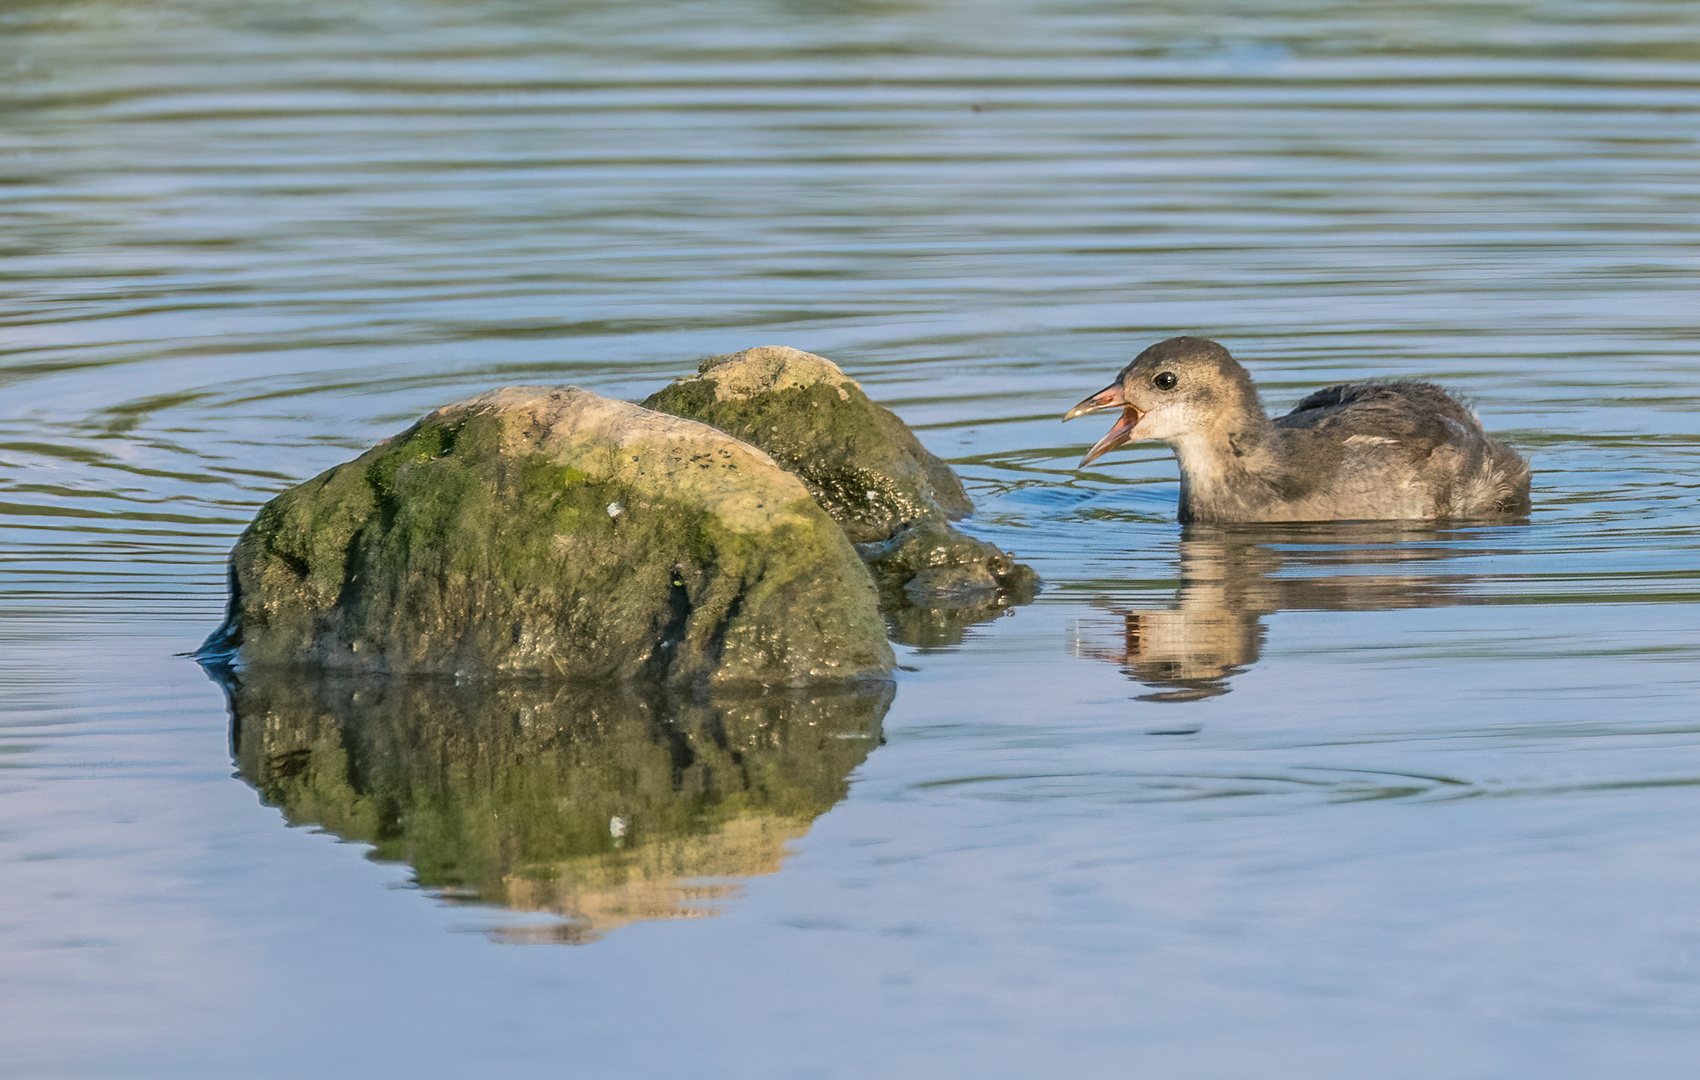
top-left (642, 345), bottom-right (972, 544)
top-left (856, 520), bottom-right (1041, 648)
top-left (643, 345), bottom-right (1040, 624)
top-left (200, 386), bottom-right (894, 686)
top-left (217, 668), bottom-right (890, 942)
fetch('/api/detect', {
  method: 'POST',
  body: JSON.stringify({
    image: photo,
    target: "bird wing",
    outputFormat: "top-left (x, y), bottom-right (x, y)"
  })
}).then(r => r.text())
top-left (1260, 381), bottom-right (1528, 519)
top-left (1276, 381), bottom-right (1478, 457)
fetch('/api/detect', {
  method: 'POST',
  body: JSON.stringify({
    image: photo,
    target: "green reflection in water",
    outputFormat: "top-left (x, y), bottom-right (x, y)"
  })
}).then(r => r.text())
top-left (212, 668), bottom-right (891, 942)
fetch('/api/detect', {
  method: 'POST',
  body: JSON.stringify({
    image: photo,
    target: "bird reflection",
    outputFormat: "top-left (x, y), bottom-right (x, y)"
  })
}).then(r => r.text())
top-left (1074, 524), bottom-right (1502, 701)
top-left (204, 666), bottom-right (890, 942)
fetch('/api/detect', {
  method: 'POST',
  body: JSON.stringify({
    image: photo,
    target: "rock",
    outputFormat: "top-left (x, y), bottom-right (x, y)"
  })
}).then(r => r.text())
top-left (642, 345), bottom-right (972, 545)
top-left (216, 668), bottom-right (890, 942)
top-left (200, 386), bottom-right (894, 686)
top-left (858, 519), bottom-right (1040, 604)
top-left (856, 519), bottom-right (1041, 647)
top-left (642, 345), bottom-right (1039, 625)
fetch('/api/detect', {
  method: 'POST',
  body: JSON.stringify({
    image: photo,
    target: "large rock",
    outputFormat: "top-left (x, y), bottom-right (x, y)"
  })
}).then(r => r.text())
top-left (200, 386), bottom-right (894, 686)
top-left (643, 346), bottom-right (1039, 625)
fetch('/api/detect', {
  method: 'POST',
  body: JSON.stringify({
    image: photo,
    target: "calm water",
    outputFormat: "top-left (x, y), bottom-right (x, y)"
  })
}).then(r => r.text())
top-left (4, 0), bottom-right (1699, 1076)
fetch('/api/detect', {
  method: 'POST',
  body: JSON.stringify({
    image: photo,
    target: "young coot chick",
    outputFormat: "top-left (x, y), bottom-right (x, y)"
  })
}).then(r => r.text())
top-left (1063, 337), bottom-right (1530, 524)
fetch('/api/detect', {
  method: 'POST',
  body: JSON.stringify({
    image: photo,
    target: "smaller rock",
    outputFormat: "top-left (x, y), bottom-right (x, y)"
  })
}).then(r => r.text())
top-left (643, 345), bottom-right (1040, 626)
top-left (643, 345), bottom-right (971, 544)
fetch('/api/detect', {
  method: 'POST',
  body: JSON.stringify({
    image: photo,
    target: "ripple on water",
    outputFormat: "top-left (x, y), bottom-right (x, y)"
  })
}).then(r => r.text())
top-left (913, 766), bottom-right (1477, 806)
top-left (1, 1), bottom-right (1699, 1070)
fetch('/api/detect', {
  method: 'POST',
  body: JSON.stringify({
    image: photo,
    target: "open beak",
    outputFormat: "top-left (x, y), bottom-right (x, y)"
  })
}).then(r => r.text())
top-left (1063, 382), bottom-right (1143, 468)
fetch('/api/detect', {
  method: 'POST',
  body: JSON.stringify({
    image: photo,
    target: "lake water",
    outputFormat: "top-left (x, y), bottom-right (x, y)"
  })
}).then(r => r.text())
top-left (3, 1), bottom-right (1698, 1076)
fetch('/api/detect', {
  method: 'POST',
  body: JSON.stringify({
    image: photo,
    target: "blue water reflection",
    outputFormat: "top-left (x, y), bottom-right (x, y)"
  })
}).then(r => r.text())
top-left (3, 0), bottom-right (1699, 1076)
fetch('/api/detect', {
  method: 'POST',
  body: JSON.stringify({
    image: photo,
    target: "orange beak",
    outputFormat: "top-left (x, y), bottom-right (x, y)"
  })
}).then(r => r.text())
top-left (1063, 382), bottom-right (1143, 468)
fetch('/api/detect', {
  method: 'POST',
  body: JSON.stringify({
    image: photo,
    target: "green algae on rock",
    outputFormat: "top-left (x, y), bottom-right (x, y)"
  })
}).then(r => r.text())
top-left (642, 345), bottom-right (973, 545)
top-left (642, 345), bottom-right (1039, 623)
top-left (200, 386), bottom-right (894, 686)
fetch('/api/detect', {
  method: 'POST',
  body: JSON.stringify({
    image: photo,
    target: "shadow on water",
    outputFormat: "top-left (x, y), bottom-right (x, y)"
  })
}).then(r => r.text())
top-left (1073, 523), bottom-right (1519, 702)
top-left (203, 665), bottom-right (891, 943)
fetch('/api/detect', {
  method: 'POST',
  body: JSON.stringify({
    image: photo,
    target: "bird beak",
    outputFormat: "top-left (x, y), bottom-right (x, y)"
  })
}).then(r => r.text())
top-left (1063, 382), bottom-right (1144, 468)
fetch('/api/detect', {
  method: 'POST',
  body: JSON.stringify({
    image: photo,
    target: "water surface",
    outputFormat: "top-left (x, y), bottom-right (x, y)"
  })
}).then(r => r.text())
top-left (3, 1), bottom-right (1699, 1077)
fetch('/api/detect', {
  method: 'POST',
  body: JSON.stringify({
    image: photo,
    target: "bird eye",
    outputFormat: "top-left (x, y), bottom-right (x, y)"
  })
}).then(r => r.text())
top-left (1153, 371), bottom-right (1178, 391)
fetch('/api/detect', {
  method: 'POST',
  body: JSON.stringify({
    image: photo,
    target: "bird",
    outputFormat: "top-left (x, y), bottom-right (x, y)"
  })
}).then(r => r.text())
top-left (1063, 336), bottom-right (1531, 524)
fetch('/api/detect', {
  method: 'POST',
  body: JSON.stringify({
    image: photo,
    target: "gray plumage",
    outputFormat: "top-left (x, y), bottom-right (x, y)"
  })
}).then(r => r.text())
top-left (1064, 337), bottom-right (1531, 524)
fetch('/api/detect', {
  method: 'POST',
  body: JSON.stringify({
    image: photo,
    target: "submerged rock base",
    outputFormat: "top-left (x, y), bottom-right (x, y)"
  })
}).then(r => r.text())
top-left (857, 519), bottom-right (1041, 647)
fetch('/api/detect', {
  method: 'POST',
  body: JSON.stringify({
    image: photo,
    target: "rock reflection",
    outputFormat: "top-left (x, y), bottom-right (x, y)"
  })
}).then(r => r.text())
top-left (877, 573), bottom-right (1040, 649)
top-left (211, 669), bottom-right (890, 942)
top-left (1076, 524), bottom-right (1502, 701)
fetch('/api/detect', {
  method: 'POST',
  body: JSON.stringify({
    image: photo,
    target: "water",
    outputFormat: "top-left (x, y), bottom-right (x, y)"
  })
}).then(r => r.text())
top-left (3, 0), bottom-right (1698, 1075)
